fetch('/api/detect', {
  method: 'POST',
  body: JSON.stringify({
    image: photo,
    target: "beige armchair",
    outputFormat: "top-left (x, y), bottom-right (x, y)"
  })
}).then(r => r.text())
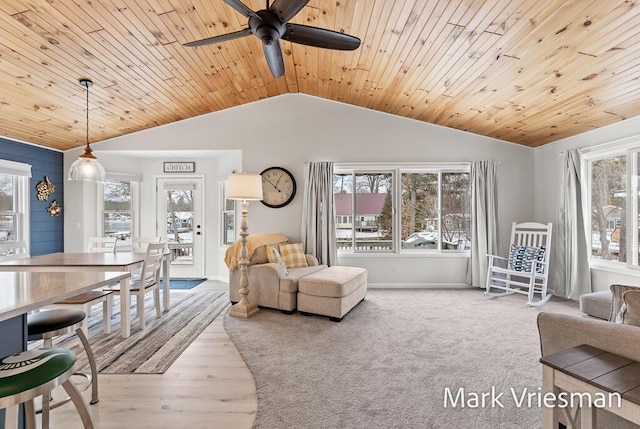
top-left (229, 245), bottom-right (326, 312)
top-left (538, 312), bottom-right (640, 428)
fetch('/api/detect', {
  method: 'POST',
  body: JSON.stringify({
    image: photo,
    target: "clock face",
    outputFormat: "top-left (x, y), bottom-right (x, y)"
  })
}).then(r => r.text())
top-left (260, 167), bottom-right (296, 208)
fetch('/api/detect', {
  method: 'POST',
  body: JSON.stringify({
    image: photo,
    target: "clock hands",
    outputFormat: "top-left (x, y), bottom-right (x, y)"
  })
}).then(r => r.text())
top-left (264, 177), bottom-right (282, 192)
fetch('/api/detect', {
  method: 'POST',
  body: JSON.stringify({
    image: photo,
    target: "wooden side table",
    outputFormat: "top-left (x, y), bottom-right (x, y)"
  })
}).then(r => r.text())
top-left (540, 344), bottom-right (640, 428)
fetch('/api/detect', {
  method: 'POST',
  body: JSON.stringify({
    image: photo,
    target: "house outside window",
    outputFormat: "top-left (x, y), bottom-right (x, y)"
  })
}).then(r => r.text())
top-left (0, 160), bottom-right (31, 259)
top-left (335, 163), bottom-right (471, 253)
top-left (583, 136), bottom-right (640, 270)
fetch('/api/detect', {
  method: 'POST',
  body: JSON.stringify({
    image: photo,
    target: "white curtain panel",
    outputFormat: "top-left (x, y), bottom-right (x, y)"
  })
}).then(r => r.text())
top-left (301, 161), bottom-right (337, 266)
top-left (554, 149), bottom-right (591, 299)
top-left (466, 160), bottom-right (500, 287)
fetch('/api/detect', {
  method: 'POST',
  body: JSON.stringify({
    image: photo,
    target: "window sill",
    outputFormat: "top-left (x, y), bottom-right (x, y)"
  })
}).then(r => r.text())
top-left (338, 252), bottom-right (469, 258)
top-left (590, 262), bottom-right (640, 278)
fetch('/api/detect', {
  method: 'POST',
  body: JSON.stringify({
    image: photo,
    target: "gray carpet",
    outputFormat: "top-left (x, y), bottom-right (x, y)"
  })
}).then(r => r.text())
top-left (224, 288), bottom-right (581, 429)
top-left (45, 290), bottom-right (229, 374)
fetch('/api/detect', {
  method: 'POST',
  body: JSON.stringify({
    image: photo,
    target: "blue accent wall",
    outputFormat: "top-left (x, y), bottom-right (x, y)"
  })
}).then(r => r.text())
top-left (0, 137), bottom-right (64, 256)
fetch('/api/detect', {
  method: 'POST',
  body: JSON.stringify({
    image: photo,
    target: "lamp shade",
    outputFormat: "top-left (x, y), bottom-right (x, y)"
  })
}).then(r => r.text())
top-left (227, 172), bottom-right (263, 200)
top-left (67, 155), bottom-right (106, 182)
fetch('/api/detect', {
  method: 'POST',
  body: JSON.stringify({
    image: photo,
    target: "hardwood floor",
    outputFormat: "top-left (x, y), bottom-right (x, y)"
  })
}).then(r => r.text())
top-left (48, 280), bottom-right (257, 428)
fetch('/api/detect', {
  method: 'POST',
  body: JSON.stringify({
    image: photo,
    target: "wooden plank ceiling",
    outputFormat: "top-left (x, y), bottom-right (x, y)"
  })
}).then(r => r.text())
top-left (0, 0), bottom-right (638, 151)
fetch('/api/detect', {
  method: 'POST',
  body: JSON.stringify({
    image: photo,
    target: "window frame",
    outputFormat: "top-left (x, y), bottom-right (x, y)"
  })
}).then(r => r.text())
top-left (0, 159), bottom-right (31, 260)
top-left (219, 180), bottom-right (236, 247)
top-left (335, 162), bottom-right (471, 255)
top-left (97, 175), bottom-right (139, 243)
top-left (582, 135), bottom-right (640, 273)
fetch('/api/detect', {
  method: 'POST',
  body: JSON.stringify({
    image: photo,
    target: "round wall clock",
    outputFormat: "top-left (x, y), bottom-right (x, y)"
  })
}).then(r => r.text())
top-left (260, 166), bottom-right (296, 208)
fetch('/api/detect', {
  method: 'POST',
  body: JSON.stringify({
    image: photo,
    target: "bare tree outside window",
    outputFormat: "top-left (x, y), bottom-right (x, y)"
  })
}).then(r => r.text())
top-left (399, 173), bottom-right (437, 249)
top-left (591, 156), bottom-right (626, 262)
top-left (441, 173), bottom-right (471, 250)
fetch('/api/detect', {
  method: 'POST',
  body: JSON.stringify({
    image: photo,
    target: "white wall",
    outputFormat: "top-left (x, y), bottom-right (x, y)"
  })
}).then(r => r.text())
top-left (65, 94), bottom-right (534, 285)
top-left (534, 116), bottom-right (640, 292)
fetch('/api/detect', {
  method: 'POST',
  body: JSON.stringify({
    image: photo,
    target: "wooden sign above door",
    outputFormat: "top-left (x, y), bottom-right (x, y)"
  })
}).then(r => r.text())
top-left (164, 162), bottom-right (195, 173)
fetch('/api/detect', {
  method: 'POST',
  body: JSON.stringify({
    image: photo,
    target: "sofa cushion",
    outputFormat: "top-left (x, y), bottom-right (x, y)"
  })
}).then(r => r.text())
top-left (279, 265), bottom-right (327, 293)
top-left (610, 284), bottom-right (640, 322)
top-left (579, 290), bottom-right (612, 320)
top-left (621, 290), bottom-right (640, 327)
top-left (250, 245), bottom-right (269, 265)
top-left (279, 243), bottom-right (309, 268)
top-left (266, 246), bottom-right (288, 274)
top-left (298, 266), bottom-right (368, 298)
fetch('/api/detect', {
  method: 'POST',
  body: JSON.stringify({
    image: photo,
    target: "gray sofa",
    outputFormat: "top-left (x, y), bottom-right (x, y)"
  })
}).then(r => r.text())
top-left (229, 245), bottom-right (326, 312)
top-left (538, 312), bottom-right (640, 428)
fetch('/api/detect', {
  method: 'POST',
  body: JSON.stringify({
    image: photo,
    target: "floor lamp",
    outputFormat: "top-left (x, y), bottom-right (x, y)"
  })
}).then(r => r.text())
top-left (228, 172), bottom-right (263, 319)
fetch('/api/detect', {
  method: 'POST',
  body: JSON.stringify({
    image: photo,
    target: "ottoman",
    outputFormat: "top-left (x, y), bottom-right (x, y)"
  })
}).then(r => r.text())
top-left (579, 290), bottom-right (611, 320)
top-left (297, 266), bottom-right (367, 321)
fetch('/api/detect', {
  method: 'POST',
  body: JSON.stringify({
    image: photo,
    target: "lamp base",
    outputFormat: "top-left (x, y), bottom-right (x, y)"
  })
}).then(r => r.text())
top-left (229, 301), bottom-right (259, 319)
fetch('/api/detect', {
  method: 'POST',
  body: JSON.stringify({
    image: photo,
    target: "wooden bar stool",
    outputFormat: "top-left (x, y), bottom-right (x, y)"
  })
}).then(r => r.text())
top-left (0, 347), bottom-right (94, 429)
top-left (27, 310), bottom-right (99, 428)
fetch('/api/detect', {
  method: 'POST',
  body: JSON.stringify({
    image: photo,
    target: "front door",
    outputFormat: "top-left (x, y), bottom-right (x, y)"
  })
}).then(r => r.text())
top-left (156, 177), bottom-right (204, 279)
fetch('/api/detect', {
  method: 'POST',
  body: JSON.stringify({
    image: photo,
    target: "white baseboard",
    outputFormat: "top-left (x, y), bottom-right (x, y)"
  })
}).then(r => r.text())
top-left (368, 283), bottom-right (473, 289)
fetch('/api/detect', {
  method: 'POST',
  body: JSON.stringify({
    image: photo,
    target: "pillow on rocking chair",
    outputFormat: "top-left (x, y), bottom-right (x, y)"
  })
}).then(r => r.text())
top-left (507, 244), bottom-right (546, 274)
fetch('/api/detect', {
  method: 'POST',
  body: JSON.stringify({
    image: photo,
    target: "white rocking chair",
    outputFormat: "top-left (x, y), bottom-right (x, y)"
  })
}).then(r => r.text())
top-left (485, 222), bottom-right (553, 306)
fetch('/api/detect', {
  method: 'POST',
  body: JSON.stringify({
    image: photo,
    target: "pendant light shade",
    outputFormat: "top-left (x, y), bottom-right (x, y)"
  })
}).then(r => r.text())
top-left (68, 78), bottom-right (105, 182)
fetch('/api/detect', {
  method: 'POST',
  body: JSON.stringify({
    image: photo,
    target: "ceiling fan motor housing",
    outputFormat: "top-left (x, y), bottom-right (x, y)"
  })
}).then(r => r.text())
top-left (250, 10), bottom-right (285, 44)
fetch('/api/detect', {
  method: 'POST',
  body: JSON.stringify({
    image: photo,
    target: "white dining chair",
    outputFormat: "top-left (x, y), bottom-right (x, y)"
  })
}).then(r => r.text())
top-left (131, 236), bottom-right (161, 253)
top-left (105, 242), bottom-right (165, 330)
top-left (87, 237), bottom-right (117, 253)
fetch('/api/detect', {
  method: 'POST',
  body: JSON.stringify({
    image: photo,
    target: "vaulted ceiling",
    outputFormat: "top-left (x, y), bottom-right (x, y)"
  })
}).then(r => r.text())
top-left (0, 0), bottom-right (638, 151)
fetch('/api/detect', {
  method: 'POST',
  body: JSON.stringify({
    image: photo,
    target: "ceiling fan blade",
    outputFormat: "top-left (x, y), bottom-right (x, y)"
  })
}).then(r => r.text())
top-left (183, 28), bottom-right (252, 47)
top-left (269, 0), bottom-right (310, 22)
top-left (262, 39), bottom-right (285, 78)
top-left (224, 0), bottom-right (261, 19)
top-left (282, 24), bottom-right (361, 50)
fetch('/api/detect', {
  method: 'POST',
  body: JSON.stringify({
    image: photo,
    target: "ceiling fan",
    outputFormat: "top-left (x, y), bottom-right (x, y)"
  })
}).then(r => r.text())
top-left (184, 0), bottom-right (361, 78)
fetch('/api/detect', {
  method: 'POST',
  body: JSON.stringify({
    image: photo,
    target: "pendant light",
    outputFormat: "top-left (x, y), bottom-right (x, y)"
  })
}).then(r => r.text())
top-left (68, 78), bottom-right (105, 182)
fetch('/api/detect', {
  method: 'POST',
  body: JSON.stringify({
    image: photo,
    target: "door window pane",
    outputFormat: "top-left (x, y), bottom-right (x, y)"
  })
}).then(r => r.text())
top-left (166, 189), bottom-right (194, 265)
top-left (591, 155), bottom-right (626, 262)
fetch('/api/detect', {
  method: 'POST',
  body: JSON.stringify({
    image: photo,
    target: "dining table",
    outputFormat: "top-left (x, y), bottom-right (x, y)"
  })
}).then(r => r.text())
top-left (0, 252), bottom-right (172, 339)
top-left (0, 270), bottom-right (131, 429)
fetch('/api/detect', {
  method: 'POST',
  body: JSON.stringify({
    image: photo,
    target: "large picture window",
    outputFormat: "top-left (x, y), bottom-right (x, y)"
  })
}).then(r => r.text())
top-left (335, 164), bottom-right (471, 253)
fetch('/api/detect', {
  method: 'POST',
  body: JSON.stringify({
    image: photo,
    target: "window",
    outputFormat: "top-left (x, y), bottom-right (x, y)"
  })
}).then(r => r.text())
top-left (584, 137), bottom-right (640, 270)
top-left (0, 160), bottom-right (31, 259)
top-left (590, 155), bottom-right (626, 263)
top-left (220, 181), bottom-right (236, 246)
top-left (100, 177), bottom-right (138, 246)
top-left (335, 163), bottom-right (471, 253)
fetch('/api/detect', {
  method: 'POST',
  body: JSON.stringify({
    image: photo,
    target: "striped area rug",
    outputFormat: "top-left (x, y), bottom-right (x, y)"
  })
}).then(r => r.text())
top-left (44, 291), bottom-right (229, 374)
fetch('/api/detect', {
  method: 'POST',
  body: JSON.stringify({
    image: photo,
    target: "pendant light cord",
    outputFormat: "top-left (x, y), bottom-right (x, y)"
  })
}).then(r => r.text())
top-left (85, 82), bottom-right (90, 148)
